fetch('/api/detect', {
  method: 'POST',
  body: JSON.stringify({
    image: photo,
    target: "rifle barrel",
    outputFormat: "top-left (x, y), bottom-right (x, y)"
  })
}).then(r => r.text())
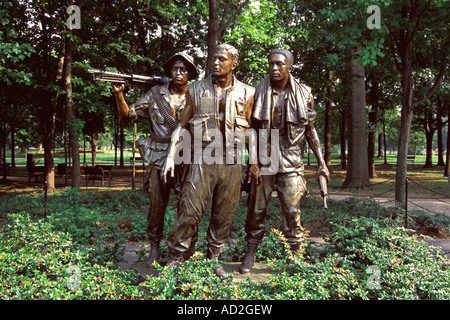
top-left (318, 175), bottom-right (328, 209)
top-left (87, 69), bottom-right (170, 86)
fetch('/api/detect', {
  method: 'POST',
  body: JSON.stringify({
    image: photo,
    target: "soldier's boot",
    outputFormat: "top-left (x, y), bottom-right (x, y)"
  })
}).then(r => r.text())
top-left (207, 248), bottom-right (227, 278)
top-left (238, 243), bottom-right (258, 274)
top-left (183, 242), bottom-right (196, 261)
top-left (166, 249), bottom-right (183, 268)
top-left (287, 242), bottom-right (301, 264)
top-left (147, 241), bottom-right (160, 266)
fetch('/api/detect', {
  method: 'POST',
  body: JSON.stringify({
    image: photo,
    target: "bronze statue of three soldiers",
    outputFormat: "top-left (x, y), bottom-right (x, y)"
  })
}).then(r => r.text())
top-left (114, 44), bottom-right (330, 276)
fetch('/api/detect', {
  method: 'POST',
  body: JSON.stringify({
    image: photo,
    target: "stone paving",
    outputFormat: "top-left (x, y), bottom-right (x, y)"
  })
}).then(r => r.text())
top-left (117, 235), bottom-right (449, 283)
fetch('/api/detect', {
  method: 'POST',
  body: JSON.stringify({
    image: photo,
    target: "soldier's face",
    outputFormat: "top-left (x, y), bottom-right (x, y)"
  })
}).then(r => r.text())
top-left (212, 50), bottom-right (235, 77)
top-left (170, 60), bottom-right (189, 86)
top-left (268, 54), bottom-right (290, 83)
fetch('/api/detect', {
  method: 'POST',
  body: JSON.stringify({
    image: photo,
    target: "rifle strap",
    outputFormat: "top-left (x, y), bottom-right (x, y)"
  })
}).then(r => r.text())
top-left (151, 86), bottom-right (179, 131)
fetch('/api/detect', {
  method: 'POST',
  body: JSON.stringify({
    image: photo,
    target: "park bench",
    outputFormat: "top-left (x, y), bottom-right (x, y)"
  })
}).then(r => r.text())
top-left (27, 165), bottom-right (45, 182)
top-left (407, 155), bottom-right (416, 163)
top-left (83, 165), bottom-right (113, 187)
top-left (26, 154), bottom-right (45, 182)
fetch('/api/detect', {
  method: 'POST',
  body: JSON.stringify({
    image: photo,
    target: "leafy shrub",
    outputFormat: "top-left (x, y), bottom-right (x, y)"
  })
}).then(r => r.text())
top-left (142, 253), bottom-right (238, 300)
top-left (320, 217), bottom-right (450, 299)
top-left (0, 214), bottom-right (142, 299)
top-left (1, 189), bottom-right (448, 300)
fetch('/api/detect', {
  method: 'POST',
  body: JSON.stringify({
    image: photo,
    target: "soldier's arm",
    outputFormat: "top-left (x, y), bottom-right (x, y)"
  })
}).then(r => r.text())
top-left (112, 84), bottom-right (131, 124)
top-left (245, 92), bottom-right (262, 185)
top-left (162, 91), bottom-right (193, 182)
top-left (305, 122), bottom-right (330, 181)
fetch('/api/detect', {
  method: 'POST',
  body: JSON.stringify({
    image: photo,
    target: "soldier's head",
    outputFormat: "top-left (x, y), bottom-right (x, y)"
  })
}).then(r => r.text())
top-left (268, 49), bottom-right (293, 84)
top-left (164, 53), bottom-right (199, 85)
top-left (212, 43), bottom-right (239, 77)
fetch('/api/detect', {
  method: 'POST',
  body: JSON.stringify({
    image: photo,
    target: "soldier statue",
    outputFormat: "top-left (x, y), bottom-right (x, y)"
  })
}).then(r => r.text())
top-left (113, 53), bottom-right (199, 266)
top-left (163, 44), bottom-right (261, 276)
top-left (239, 49), bottom-right (330, 274)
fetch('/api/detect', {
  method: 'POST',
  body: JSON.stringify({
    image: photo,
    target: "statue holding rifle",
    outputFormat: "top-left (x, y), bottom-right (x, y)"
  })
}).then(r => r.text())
top-left (112, 53), bottom-right (199, 267)
top-left (162, 44), bottom-right (260, 277)
top-left (239, 49), bottom-right (330, 274)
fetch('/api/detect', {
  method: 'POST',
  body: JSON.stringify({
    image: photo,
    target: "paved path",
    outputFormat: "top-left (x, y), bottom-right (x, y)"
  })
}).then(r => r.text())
top-left (118, 236), bottom-right (449, 284)
top-left (326, 192), bottom-right (449, 216)
top-left (3, 173), bottom-right (448, 215)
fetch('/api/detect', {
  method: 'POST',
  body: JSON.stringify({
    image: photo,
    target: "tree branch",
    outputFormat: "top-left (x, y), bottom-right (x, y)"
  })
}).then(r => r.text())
top-left (218, 0), bottom-right (250, 37)
top-left (407, 0), bottom-right (432, 43)
top-left (414, 58), bottom-right (447, 107)
top-left (386, 23), bottom-right (401, 72)
top-left (218, 0), bottom-right (231, 33)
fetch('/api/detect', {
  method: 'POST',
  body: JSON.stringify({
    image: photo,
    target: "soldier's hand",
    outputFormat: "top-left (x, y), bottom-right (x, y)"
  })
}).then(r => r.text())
top-left (317, 163), bottom-right (330, 182)
top-left (112, 83), bottom-right (125, 93)
top-left (247, 164), bottom-right (262, 185)
top-left (162, 158), bottom-right (175, 183)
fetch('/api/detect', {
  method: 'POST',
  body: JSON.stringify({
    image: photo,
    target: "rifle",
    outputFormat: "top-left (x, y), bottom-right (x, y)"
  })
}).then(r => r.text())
top-left (318, 175), bottom-right (328, 209)
top-left (88, 69), bottom-right (170, 87)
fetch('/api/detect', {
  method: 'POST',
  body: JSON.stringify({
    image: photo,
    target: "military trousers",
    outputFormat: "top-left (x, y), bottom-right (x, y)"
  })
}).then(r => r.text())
top-left (245, 172), bottom-right (307, 245)
top-left (167, 162), bottom-right (242, 259)
top-left (145, 166), bottom-right (183, 244)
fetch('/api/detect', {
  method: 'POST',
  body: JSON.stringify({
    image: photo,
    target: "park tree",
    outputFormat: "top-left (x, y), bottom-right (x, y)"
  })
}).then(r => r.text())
top-left (82, 111), bottom-right (106, 165)
top-left (316, 0), bottom-right (387, 189)
top-left (34, 1), bottom-right (66, 191)
top-left (445, 105), bottom-right (450, 177)
top-left (366, 50), bottom-right (401, 177)
top-left (385, 0), bottom-right (448, 204)
top-left (0, 0), bottom-right (35, 172)
top-left (206, 0), bottom-right (251, 75)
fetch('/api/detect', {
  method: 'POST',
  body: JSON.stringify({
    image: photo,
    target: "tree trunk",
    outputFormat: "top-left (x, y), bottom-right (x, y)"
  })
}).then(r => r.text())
top-left (324, 71), bottom-right (332, 171)
top-left (339, 109), bottom-right (346, 170)
top-left (206, 0), bottom-right (220, 76)
top-left (114, 111), bottom-right (119, 166)
top-left (445, 106), bottom-right (449, 177)
top-left (395, 45), bottom-right (413, 205)
top-left (377, 132), bottom-right (383, 158)
top-left (39, 13), bottom-right (63, 192)
top-left (423, 122), bottom-right (435, 168)
top-left (120, 123), bottom-right (124, 169)
top-left (91, 133), bottom-right (98, 165)
top-left (423, 108), bottom-right (437, 168)
top-left (436, 106), bottom-right (445, 166)
top-left (63, 33), bottom-right (80, 188)
top-left (342, 46), bottom-right (371, 189)
top-left (0, 119), bottom-right (5, 180)
top-left (10, 126), bottom-right (15, 168)
top-left (383, 116), bottom-right (388, 165)
top-left (368, 80), bottom-right (379, 178)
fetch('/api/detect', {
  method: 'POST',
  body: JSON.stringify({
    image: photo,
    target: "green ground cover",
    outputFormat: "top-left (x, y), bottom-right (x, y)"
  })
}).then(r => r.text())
top-left (0, 182), bottom-right (449, 300)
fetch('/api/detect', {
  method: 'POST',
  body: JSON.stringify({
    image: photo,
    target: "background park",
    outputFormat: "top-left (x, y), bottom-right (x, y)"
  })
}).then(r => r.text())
top-left (0, 0), bottom-right (449, 301)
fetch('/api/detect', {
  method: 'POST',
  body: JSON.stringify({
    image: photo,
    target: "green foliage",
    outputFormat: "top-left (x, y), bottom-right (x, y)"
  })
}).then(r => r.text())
top-left (322, 217), bottom-right (450, 299)
top-left (0, 214), bottom-right (142, 299)
top-left (0, 189), bottom-right (448, 300)
top-left (0, 189), bottom-right (149, 245)
top-left (143, 253), bottom-right (237, 300)
top-left (142, 217), bottom-right (449, 300)
top-left (0, 1), bottom-right (35, 85)
top-left (225, 0), bottom-right (300, 84)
